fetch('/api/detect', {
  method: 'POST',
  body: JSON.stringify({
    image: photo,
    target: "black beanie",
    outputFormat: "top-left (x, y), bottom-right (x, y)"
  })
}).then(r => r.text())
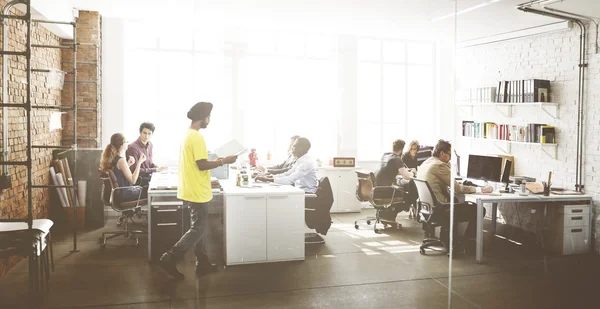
top-left (187, 102), bottom-right (213, 121)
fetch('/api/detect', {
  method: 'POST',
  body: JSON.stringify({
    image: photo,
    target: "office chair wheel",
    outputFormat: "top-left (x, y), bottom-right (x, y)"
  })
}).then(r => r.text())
top-left (374, 228), bottom-right (381, 234)
top-left (366, 220), bottom-right (371, 225)
top-left (354, 224), bottom-right (359, 229)
top-left (419, 247), bottom-right (425, 255)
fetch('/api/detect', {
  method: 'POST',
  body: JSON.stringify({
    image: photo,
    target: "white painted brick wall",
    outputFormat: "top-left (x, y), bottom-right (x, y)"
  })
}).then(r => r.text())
top-left (455, 26), bottom-right (600, 251)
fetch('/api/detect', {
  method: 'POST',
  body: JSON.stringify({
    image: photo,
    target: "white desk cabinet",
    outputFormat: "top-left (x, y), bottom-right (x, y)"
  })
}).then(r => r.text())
top-left (549, 204), bottom-right (591, 255)
top-left (224, 185), bottom-right (305, 265)
top-left (317, 167), bottom-right (360, 213)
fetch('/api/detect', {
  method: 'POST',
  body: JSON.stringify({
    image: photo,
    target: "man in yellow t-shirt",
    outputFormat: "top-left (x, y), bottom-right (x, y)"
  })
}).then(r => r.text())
top-left (159, 102), bottom-right (237, 280)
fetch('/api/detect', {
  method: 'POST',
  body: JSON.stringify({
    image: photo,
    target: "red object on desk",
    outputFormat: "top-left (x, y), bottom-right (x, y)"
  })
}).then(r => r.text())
top-left (248, 148), bottom-right (258, 167)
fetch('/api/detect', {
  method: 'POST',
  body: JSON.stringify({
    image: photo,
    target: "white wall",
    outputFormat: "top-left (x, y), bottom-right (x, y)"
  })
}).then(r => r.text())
top-left (455, 25), bottom-right (600, 251)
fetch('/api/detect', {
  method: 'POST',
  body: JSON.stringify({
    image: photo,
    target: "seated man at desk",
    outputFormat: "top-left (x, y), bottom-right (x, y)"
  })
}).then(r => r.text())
top-left (126, 122), bottom-right (168, 185)
top-left (255, 137), bottom-right (317, 193)
top-left (374, 139), bottom-right (415, 221)
top-left (417, 139), bottom-right (493, 238)
top-left (258, 135), bottom-right (299, 175)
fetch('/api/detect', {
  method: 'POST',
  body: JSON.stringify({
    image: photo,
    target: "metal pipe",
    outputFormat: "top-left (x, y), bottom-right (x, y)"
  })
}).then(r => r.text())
top-left (544, 7), bottom-right (599, 54)
top-left (32, 19), bottom-right (74, 25)
top-left (1, 0), bottom-right (26, 175)
top-left (518, 6), bottom-right (587, 192)
top-left (71, 21), bottom-right (79, 252)
top-left (32, 44), bottom-right (72, 49)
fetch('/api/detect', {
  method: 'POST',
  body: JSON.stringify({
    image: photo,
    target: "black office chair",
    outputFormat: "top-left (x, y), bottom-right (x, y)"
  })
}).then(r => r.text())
top-left (354, 171), bottom-right (408, 233)
top-left (99, 170), bottom-right (147, 248)
top-left (305, 176), bottom-right (334, 244)
top-left (413, 178), bottom-right (475, 255)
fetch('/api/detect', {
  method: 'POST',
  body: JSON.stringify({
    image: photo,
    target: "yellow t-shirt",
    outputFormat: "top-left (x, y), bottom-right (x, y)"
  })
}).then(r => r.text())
top-left (177, 129), bottom-right (213, 203)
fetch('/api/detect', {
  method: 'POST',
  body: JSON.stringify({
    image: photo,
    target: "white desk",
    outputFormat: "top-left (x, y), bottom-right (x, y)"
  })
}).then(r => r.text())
top-left (147, 172), bottom-right (305, 265)
top-left (465, 193), bottom-right (593, 264)
top-left (224, 184), bottom-right (305, 265)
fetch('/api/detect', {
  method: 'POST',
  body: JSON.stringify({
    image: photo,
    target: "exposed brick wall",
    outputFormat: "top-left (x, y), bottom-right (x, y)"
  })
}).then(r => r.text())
top-left (0, 4), bottom-right (62, 277)
top-left (61, 11), bottom-right (102, 149)
top-left (455, 25), bottom-right (600, 250)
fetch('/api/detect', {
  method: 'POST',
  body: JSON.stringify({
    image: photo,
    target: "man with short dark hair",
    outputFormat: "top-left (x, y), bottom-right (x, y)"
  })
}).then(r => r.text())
top-left (256, 137), bottom-right (317, 193)
top-left (375, 139), bottom-right (414, 186)
top-left (417, 139), bottom-right (492, 240)
top-left (126, 122), bottom-right (167, 180)
top-left (373, 139), bottom-right (415, 222)
top-left (159, 102), bottom-right (238, 280)
top-left (417, 139), bottom-right (492, 203)
top-left (258, 135), bottom-right (299, 175)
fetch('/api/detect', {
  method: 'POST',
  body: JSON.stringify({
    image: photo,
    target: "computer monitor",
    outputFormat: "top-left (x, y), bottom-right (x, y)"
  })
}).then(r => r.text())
top-left (466, 155), bottom-right (503, 183)
top-left (501, 159), bottom-right (512, 191)
top-left (416, 146), bottom-right (433, 166)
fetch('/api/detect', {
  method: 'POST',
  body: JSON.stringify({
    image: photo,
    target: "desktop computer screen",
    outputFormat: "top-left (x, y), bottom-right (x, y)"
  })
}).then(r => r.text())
top-left (466, 155), bottom-right (503, 182)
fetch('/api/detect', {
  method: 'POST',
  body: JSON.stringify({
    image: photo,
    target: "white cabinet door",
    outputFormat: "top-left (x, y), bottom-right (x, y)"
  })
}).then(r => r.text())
top-left (336, 170), bottom-right (361, 212)
top-left (224, 195), bottom-right (267, 264)
top-left (317, 170), bottom-right (339, 212)
top-left (266, 194), bottom-right (305, 261)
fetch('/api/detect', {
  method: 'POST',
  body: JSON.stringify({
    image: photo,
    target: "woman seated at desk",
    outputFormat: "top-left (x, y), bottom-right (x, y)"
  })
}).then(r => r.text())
top-left (100, 133), bottom-right (148, 203)
top-left (401, 140), bottom-right (419, 172)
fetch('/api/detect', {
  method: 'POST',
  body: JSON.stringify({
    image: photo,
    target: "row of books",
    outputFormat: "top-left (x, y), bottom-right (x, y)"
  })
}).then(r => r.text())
top-left (462, 121), bottom-right (556, 144)
top-left (457, 87), bottom-right (497, 104)
top-left (496, 79), bottom-right (550, 103)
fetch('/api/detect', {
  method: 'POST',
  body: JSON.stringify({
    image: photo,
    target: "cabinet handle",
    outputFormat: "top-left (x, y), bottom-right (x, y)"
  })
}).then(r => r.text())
top-left (571, 216), bottom-right (583, 221)
top-left (244, 196), bottom-right (265, 200)
top-left (268, 195), bottom-right (289, 199)
top-left (157, 209), bottom-right (178, 212)
top-left (157, 223), bottom-right (178, 226)
top-left (571, 209), bottom-right (583, 213)
top-left (570, 228), bottom-right (583, 233)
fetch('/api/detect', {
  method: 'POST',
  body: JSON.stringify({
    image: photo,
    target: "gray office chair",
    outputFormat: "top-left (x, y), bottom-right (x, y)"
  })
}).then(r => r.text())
top-left (413, 179), bottom-right (474, 256)
top-left (99, 171), bottom-right (147, 248)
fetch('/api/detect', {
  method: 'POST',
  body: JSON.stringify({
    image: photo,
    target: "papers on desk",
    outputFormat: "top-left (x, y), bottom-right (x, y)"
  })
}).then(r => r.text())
top-left (215, 139), bottom-right (247, 157)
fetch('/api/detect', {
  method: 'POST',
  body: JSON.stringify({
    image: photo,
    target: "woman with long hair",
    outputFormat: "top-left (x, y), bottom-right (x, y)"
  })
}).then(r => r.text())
top-left (100, 133), bottom-right (147, 202)
top-left (401, 140), bottom-right (420, 172)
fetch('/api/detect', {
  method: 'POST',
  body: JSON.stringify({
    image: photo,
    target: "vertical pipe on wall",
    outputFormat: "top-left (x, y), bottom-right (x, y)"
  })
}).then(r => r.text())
top-left (517, 7), bottom-right (587, 192)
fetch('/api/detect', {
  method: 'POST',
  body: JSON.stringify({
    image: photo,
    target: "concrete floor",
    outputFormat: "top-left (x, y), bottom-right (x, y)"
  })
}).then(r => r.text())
top-left (0, 209), bottom-right (598, 309)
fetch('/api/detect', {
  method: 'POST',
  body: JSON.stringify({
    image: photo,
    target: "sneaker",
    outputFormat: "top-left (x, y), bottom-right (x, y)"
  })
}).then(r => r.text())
top-left (195, 260), bottom-right (218, 276)
top-left (159, 254), bottom-right (184, 280)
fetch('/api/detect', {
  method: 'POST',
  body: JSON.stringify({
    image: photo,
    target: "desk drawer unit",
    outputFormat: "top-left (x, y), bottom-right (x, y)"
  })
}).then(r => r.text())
top-left (550, 204), bottom-right (591, 255)
top-left (150, 204), bottom-right (188, 260)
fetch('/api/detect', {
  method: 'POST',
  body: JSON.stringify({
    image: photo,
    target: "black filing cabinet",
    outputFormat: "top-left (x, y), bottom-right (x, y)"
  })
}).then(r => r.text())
top-left (150, 202), bottom-right (190, 260)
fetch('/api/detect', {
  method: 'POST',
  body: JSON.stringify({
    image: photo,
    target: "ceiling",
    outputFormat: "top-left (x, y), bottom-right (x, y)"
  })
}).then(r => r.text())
top-left (28, 0), bottom-right (600, 41)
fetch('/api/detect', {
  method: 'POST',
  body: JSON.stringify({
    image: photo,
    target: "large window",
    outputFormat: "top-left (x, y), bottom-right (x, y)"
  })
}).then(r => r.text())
top-left (357, 38), bottom-right (435, 160)
top-left (123, 22), bottom-right (230, 165)
top-left (122, 21), bottom-right (435, 164)
top-left (239, 32), bottom-right (338, 160)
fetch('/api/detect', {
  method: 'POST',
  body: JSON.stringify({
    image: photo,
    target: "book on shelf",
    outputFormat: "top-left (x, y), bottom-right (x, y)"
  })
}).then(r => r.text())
top-left (494, 79), bottom-right (550, 103)
top-left (462, 121), bottom-right (556, 144)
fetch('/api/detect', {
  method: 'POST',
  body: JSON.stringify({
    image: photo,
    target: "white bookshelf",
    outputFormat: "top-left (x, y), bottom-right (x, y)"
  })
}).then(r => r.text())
top-left (462, 136), bottom-right (557, 158)
top-left (456, 102), bottom-right (559, 119)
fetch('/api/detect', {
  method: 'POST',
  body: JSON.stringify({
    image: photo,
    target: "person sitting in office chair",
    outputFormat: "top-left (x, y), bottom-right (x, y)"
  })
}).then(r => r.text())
top-left (401, 140), bottom-right (420, 172)
top-left (100, 133), bottom-right (148, 203)
top-left (417, 139), bottom-right (493, 239)
top-left (255, 137), bottom-right (318, 193)
top-left (257, 135), bottom-right (300, 175)
top-left (126, 122), bottom-right (168, 186)
top-left (374, 139), bottom-right (416, 222)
